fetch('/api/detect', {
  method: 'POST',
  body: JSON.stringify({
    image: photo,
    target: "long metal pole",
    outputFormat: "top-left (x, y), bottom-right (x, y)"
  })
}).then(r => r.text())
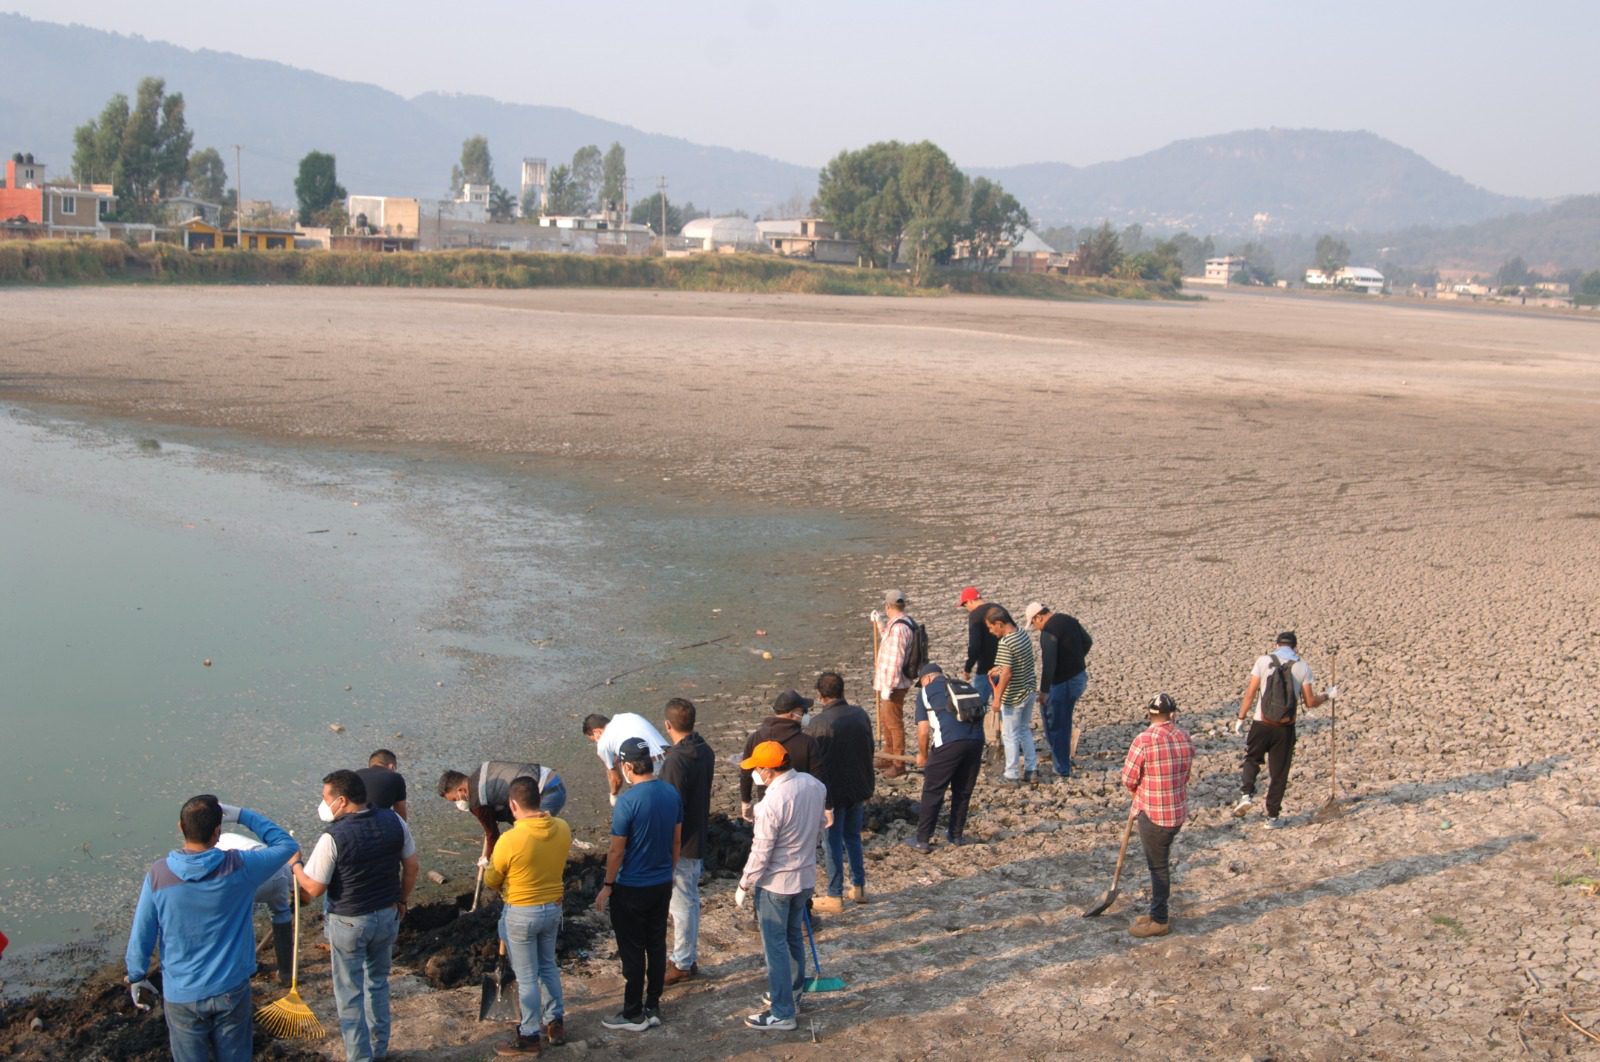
top-left (232, 144), bottom-right (242, 248)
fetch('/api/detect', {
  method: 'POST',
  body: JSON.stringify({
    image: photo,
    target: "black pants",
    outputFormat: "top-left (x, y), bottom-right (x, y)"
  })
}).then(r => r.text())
top-left (1136, 811), bottom-right (1181, 923)
top-left (917, 738), bottom-right (984, 843)
top-left (1241, 721), bottom-right (1297, 817)
top-left (609, 881), bottom-right (672, 1017)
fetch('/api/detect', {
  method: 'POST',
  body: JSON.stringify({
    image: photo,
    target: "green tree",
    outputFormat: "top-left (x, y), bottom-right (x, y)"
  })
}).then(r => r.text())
top-left (601, 142), bottom-right (627, 211)
top-left (185, 147), bottom-right (227, 203)
top-left (73, 93), bottom-right (129, 185)
top-left (817, 140), bottom-right (910, 268)
top-left (1118, 240), bottom-right (1184, 289)
top-left (899, 141), bottom-right (966, 284)
top-left (294, 150), bottom-right (346, 224)
top-left (488, 184), bottom-right (516, 223)
top-left (1168, 232), bottom-right (1215, 277)
top-left (632, 192), bottom-right (701, 235)
top-left (1314, 234), bottom-right (1350, 277)
top-left (1577, 270), bottom-right (1600, 306)
top-left (1230, 241), bottom-right (1277, 283)
top-left (1495, 256), bottom-right (1531, 289)
top-left (544, 164), bottom-right (584, 216)
top-left (450, 135), bottom-right (493, 196)
top-left (571, 145), bottom-right (603, 214)
top-left (72, 77), bottom-right (191, 220)
top-left (1076, 222), bottom-right (1124, 276)
top-left (960, 176), bottom-right (1030, 270)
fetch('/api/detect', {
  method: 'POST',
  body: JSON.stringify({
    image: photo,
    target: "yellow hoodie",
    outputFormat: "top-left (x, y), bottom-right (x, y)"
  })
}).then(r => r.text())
top-left (486, 814), bottom-right (572, 906)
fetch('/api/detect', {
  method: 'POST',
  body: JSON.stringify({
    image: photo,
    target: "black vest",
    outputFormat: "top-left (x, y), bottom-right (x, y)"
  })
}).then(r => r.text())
top-left (325, 808), bottom-right (405, 916)
top-left (472, 761), bottom-right (544, 823)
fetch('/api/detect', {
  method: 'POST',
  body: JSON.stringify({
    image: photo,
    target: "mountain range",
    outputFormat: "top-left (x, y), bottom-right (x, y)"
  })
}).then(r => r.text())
top-left (0, 13), bottom-right (1575, 241)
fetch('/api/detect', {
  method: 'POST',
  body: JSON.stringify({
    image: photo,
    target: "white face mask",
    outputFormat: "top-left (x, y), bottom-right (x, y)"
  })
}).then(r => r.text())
top-left (800, 713), bottom-right (812, 728)
top-left (317, 799), bottom-right (335, 823)
top-left (453, 799), bottom-right (471, 812)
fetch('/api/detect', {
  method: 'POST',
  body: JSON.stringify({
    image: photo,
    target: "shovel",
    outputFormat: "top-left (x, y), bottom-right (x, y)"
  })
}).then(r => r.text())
top-left (1082, 808), bottom-right (1137, 917)
top-left (801, 908), bottom-right (847, 993)
top-left (1312, 647), bottom-right (1344, 824)
top-left (478, 939), bottom-right (519, 1022)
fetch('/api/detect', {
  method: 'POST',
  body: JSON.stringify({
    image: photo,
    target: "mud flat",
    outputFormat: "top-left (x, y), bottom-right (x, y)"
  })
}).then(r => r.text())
top-left (1, 286), bottom-right (1598, 1058)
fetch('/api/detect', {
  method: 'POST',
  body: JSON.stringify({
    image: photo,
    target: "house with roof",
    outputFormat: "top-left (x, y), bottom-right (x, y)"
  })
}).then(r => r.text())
top-left (757, 218), bottom-right (863, 265)
top-left (179, 217), bottom-right (301, 251)
top-left (0, 152), bottom-right (117, 237)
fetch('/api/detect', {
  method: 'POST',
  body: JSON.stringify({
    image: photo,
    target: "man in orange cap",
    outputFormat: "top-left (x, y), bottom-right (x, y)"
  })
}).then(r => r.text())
top-left (735, 741), bottom-right (828, 1032)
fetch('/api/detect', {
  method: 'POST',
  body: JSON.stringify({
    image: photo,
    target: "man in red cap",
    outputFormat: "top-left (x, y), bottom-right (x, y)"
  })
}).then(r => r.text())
top-left (959, 587), bottom-right (1002, 754)
top-left (736, 741), bottom-right (828, 1032)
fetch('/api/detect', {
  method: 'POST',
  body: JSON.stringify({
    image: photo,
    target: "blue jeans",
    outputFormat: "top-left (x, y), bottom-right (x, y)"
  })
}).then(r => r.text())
top-left (325, 906), bottom-right (400, 1062)
top-left (755, 888), bottom-right (806, 1020)
top-left (164, 978), bottom-right (253, 1062)
top-left (1042, 671), bottom-right (1088, 778)
top-left (501, 901), bottom-right (563, 1036)
top-left (669, 857), bottom-right (703, 968)
top-left (822, 802), bottom-right (865, 897)
top-left (258, 868), bottom-right (293, 925)
top-left (971, 673), bottom-right (993, 705)
top-left (540, 774), bottom-right (567, 817)
top-left (1000, 692), bottom-right (1038, 779)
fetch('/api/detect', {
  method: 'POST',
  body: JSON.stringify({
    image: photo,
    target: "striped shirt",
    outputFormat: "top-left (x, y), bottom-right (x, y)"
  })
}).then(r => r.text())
top-left (874, 616), bottom-right (914, 696)
top-left (1121, 721), bottom-right (1194, 828)
top-left (992, 630), bottom-right (1035, 708)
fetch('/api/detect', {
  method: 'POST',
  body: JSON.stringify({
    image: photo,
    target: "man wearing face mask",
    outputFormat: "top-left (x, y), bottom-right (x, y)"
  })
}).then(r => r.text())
top-left (436, 760), bottom-right (567, 859)
top-left (738, 690), bottom-right (820, 823)
top-left (292, 770), bottom-right (419, 1062)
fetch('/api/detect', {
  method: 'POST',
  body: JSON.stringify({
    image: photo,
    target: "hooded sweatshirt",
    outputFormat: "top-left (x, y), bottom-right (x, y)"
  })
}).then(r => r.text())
top-left (739, 716), bottom-right (819, 804)
top-left (125, 807), bottom-right (297, 1002)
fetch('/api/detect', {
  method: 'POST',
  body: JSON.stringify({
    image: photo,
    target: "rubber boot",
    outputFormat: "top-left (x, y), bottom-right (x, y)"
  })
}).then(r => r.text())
top-left (272, 921), bottom-right (295, 985)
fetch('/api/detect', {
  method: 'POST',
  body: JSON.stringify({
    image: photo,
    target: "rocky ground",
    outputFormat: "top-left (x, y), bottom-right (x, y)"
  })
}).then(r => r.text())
top-left (1, 286), bottom-right (1598, 1059)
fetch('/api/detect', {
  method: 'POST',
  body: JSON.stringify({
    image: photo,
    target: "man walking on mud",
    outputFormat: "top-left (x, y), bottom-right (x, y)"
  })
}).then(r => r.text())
top-left (1231, 631), bottom-right (1336, 827)
top-left (1122, 694), bottom-right (1194, 937)
top-left (872, 590), bottom-right (919, 778)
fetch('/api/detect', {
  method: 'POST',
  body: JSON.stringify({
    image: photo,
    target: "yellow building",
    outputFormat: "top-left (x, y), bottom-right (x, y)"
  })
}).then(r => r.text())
top-left (180, 218), bottom-right (301, 251)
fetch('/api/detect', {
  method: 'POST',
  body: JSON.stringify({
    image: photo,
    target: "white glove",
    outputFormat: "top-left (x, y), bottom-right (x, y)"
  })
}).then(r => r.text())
top-left (129, 978), bottom-right (159, 1011)
top-left (870, 609), bottom-right (883, 625)
top-left (735, 886), bottom-right (748, 909)
top-left (609, 793), bottom-right (618, 807)
top-left (1232, 718), bottom-right (1246, 736)
top-left (476, 855), bottom-right (491, 870)
top-left (218, 803), bottom-right (241, 823)
top-left (1326, 685), bottom-right (1340, 699)
top-left (740, 801), bottom-right (754, 823)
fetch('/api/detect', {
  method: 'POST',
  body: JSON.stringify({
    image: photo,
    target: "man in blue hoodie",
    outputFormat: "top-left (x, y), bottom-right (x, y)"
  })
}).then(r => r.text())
top-left (125, 794), bottom-right (300, 1062)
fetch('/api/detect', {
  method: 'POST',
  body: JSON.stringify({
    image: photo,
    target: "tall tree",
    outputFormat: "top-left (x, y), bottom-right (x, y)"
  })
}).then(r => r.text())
top-left (817, 140), bottom-right (910, 268)
top-left (571, 145), bottom-right (603, 214)
top-left (72, 77), bottom-right (191, 220)
top-left (185, 147), bottom-right (227, 203)
top-left (600, 142), bottom-right (627, 211)
top-left (72, 93), bottom-right (129, 185)
top-left (544, 164), bottom-right (583, 216)
top-left (1313, 234), bottom-right (1350, 277)
top-left (450, 135), bottom-right (493, 196)
top-left (294, 151), bottom-right (347, 224)
top-left (899, 141), bottom-right (966, 284)
top-left (961, 176), bottom-right (1030, 271)
top-left (488, 185), bottom-right (516, 223)
top-left (1077, 222), bottom-right (1124, 276)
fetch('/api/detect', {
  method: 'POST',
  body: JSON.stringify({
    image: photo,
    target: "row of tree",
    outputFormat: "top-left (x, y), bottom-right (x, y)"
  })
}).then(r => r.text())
top-left (448, 137), bottom-right (629, 222)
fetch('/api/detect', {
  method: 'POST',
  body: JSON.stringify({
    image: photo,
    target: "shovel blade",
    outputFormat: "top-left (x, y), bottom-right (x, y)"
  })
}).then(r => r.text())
top-left (1081, 886), bottom-right (1118, 918)
top-left (1311, 799), bottom-right (1345, 824)
top-left (479, 969), bottom-right (519, 1022)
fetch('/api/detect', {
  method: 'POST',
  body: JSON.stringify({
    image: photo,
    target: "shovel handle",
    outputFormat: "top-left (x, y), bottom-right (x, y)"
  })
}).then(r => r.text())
top-left (1110, 808), bottom-right (1137, 888)
top-left (469, 865), bottom-right (484, 913)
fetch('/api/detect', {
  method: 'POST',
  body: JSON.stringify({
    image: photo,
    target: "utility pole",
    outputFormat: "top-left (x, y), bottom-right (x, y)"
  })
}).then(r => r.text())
top-left (232, 144), bottom-right (243, 248)
top-left (657, 176), bottom-right (668, 253)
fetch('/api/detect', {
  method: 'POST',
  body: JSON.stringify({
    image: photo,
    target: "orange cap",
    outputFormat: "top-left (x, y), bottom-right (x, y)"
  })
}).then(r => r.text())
top-left (740, 740), bottom-right (789, 771)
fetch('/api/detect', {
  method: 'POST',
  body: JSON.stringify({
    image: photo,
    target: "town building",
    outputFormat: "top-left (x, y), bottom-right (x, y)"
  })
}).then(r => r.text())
top-left (681, 215), bottom-right (766, 253)
top-left (757, 218), bottom-right (862, 264)
top-left (178, 217), bottom-right (301, 250)
top-left (158, 196), bottom-right (223, 226)
top-left (1305, 265), bottom-right (1386, 294)
top-left (1204, 255), bottom-right (1250, 284)
top-left (0, 152), bottom-right (117, 237)
top-left (346, 195), bottom-right (422, 237)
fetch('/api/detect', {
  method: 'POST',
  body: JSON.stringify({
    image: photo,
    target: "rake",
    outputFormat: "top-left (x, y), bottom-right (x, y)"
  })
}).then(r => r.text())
top-left (255, 880), bottom-right (324, 1039)
top-left (1311, 646), bottom-right (1345, 824)
top-left (801, 908), bottom-right (847, 993)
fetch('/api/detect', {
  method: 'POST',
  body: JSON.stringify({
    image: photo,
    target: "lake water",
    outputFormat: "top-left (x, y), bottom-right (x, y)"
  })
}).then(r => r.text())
top-left (0, 406), bottom-right (864, 990)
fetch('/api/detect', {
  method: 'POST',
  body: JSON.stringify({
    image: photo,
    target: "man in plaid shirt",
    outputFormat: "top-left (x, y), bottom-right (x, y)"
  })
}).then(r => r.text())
top-left (871, 590), bottom-right (916, 779)
top-left (1121, 693), bottom-right (1194, 938)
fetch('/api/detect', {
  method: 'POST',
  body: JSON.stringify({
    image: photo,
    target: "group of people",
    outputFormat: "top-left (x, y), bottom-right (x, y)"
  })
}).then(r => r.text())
top-left (122, 585), bottom-right (1336, 1060)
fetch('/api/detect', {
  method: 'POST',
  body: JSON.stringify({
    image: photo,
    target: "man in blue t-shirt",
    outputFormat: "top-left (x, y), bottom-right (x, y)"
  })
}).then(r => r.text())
top-left (594, 736), bottom-right (682, 1033)
top-left (909, 664), bottom-right (986, 852)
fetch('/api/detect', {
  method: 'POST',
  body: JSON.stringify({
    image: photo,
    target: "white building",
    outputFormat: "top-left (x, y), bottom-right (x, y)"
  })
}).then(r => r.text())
top-left (1305, 266), bottom-right (1386, 294)
top-left (681, 215), bottom-right (766, 252)
top-left (1204, 255), bottom-right (1250, 284)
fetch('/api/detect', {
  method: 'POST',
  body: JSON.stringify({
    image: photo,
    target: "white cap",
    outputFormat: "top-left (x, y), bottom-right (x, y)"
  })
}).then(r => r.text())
top-left (1023, 601), bottom-right (1048, 626)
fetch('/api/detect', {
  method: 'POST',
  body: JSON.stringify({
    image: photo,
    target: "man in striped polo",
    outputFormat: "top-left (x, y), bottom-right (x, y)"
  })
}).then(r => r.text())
top-left (1121, 694), bottom-right (1194, 938)
top-left (985, 605), bottom-right (1038, 784)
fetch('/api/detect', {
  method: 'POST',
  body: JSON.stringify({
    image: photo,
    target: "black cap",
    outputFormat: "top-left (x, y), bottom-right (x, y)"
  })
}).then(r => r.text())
top-left (1146, 692), bottom-right (1178, 715)
top-left (617, 736), bottom-right (654, 766)
top-left (771, 689), bottom-right (814, 714)
top-left (1276, 631), bottom-right (1298, 648)
top-left (918, 662), bottom-right (943, 678)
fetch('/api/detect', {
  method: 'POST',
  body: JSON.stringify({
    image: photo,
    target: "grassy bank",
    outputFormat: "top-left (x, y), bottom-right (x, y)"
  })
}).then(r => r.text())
top-left (0, 240), bottom-right (1177, 299)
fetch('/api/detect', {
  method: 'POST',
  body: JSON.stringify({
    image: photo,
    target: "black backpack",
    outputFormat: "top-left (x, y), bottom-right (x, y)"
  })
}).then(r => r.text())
top-left (923, 678), bottom-right (986, 725)
top-left (895, 617), bottom-right (929, 682)
top-left (1259, 655), bottom-right (1299, 723)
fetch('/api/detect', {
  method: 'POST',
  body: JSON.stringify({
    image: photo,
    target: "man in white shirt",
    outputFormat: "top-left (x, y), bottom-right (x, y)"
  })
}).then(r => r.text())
top-left (583, 713), bottom-right (668, 805)
top-left (1231, 631), bottom-right (1336, 828)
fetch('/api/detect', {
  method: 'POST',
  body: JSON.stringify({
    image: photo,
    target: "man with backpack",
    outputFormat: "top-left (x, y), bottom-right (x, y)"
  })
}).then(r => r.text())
top-left (1231, 631), bottom-right (1337, 828)
top-left (871, 590), bottom-right (925, 779)
top-left (908, 664), bottom-right (986, 853)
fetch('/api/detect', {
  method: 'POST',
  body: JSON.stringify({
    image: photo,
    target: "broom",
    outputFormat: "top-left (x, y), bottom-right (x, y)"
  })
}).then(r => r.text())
top-left (801, 908), bottom-right (847, 993)
top-left (255, 876), bottom-right (324, 1038)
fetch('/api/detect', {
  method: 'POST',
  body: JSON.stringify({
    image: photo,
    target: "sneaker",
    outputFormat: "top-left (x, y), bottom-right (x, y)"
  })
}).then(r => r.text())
top-left (746, 1010), bottom-right (797, 1031)
top-left (601, 1011), bottom-right (650, 1032)
top-left (811, 895), bottom-right (844, 914)
top-left (903, 837), bottom-right (933, 854)
top-left (1231, 794), bottom-right (1253, 818)
top-left (1264, 816), bottom-right (1286, 830)
top-left (663, 961), bottom-right (699, 986)
top-left (999, 775), bottom-right (1023, 786)
top-left (1129, 915), bottom-right (1171, 938)
top-left (543, 1019), bottom-right (565, 1046)
top-left (844, 884), bottom-right (867, 904)
top-left (495, 1033), bottom-right (542, 1056)
top-left (644, 1007), bottom-right (662, 1028)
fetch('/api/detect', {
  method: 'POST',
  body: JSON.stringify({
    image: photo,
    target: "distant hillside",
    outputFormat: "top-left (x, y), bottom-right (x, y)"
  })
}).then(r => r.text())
top-left (976, 129), bottom-right (1542, 235)
top-left (0, 13), bottom-right (816, 212)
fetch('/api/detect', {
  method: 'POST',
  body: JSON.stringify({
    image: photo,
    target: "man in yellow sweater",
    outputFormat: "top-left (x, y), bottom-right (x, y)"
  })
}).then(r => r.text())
top-left (482, 774), bottom-right (574, 1056)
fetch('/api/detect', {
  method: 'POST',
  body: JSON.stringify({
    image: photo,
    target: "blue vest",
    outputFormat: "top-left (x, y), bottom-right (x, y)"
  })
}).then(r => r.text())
top-left (325, 808), bottom-right (405, 916)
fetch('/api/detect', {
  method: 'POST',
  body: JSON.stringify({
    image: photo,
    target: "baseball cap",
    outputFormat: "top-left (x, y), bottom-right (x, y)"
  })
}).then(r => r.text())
top-left (771, 689), bottom-right (814, 714)
top-left (1023, 601), bottom-right (1049, 626)
top-left (958, 586), bottom-right (980, 605)
top-left (617, 736), bottom-right (654, 766)
top-left (884, 589), bottom-right (906, 608)
top-left (918, 662), bottom-right (943, 678)
top-left (1276, 631), bottom-right (1298, 648)
top-left (740, 740), bottom-right (789, 771)
top-left (1146, 692), bottom-right (1178, 715)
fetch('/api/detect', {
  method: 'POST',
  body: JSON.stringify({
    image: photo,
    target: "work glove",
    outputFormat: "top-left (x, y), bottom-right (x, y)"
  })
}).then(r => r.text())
top-left (609, 793), bottom-right (618, 808)
top-left (735, 886), bottom-right (748, 909)
top-left (1326, 685), bottom-right (1340, 699)
top-left (870, 609), bottom-right (883, 625)
top-left (476, 855), bottom-right (491, 870)
top-left (1232, 718), bottom-right (1246, 736)
top-left (218, 803), bottom-right (241, 824)
top-left (129, 978), bottom-right (159, 1011)
top-left (740, 801), bottom-right (754, 823)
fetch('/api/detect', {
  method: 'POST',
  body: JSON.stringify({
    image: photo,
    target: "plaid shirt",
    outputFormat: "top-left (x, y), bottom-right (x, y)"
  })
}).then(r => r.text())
top-left (874, 615), bottom-right (913, 696)
top-left (1121, 721), bottom-right (1194, 828)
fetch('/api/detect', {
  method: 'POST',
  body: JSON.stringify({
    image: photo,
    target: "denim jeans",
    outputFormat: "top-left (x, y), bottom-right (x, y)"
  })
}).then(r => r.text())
top-left (1136, 811), bottom-right (1181, 923)
top-left (754, 888), bottom-right (806, 1020)
top-left (1000, 691), bottom-right (1038, 778)
top-left (501, 901), bottom-right (563, 1037)
top-left (325, 905), bottom-right (400, 1062)
top-left (1042, 670), bottom-right (1088, 778)
top-left (821, 802), bottom-right (865, 897)
top-left (164, 977), bottom-right (253, 1062)
top-left (669, 857), bottom-right (703, 968)
top-left (539, 774), bottom-right (568, 817)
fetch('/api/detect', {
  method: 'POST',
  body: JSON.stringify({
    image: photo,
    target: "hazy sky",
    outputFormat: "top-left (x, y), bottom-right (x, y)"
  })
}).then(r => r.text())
top-left (7, 1), bottom-right (1593, 197)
